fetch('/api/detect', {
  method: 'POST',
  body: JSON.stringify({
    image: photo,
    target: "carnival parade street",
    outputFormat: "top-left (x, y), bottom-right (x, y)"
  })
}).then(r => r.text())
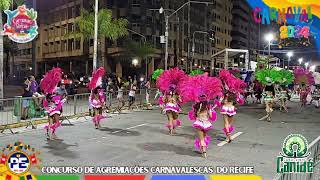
top-left (0, 101), bottom-right (318, 179)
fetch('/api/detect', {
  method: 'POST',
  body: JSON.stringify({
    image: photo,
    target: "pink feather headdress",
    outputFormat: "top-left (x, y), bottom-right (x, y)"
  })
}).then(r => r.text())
top-left (88, 67), bottom-right (105, 90)
top-left (180, 73), bottom-right (223, 103)
top-left (219, 69), bottom-right (246, 94)
top-left (40, 67), bottom-right (62, 94)
top-left (156, 67), bottom-right (188, 94)
top-left (293, 67), bottom-right (315, 86)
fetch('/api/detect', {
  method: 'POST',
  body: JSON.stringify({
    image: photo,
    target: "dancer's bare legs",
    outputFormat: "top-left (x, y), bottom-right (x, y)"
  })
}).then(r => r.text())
top-left (172, 112), bottom-right (179, 134)
top-left (197, 129), bottom-right (207, 157)
top-left (266, 102), bottom-right (273, 122)
top-left (47, 116), bottom-right (53, 140)
top-left (166, 111), bottom-right (174, 135)
top-left (223, 115), bottom-right (232, 142)
top-left (52, 114), bottom-right (60, 139)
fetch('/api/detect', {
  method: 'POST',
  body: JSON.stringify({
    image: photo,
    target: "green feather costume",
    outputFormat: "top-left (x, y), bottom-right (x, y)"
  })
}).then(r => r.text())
top-left (152, 69), bottom-right (164, 81)
top-left (189, 69), bottom-right (204, 76)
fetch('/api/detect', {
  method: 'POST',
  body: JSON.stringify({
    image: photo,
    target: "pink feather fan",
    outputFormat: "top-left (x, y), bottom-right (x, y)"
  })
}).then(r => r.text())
top-left (88, 67), bottom-right (105, 90)
top-left (293, 67), bottom-right (315, 86)
top-left (40, 67), bottom-right (62, 94)
top-left (219, 69), bottom-right (246, 94)
top-left (156, 67), bottom-right (188, 94)
top-left (180, 73), bottom-right (223, 103)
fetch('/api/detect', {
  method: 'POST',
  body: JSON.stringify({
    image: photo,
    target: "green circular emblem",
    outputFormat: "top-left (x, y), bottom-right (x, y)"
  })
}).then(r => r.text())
top-left (282, 134), bottom-right (308, 158)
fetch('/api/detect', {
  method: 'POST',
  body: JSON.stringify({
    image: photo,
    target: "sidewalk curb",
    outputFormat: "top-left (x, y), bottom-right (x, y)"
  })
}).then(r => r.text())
top-left (0, 113), bottom-right (89, 131)
top-left (0, 105), bottom-right (159, 131)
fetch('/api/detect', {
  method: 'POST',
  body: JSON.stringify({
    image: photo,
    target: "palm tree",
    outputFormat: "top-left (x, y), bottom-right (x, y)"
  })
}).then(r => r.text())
top-left (0, 0), bottom-right (12, 100)
top-left (69, 8), bottom-right (128, 70)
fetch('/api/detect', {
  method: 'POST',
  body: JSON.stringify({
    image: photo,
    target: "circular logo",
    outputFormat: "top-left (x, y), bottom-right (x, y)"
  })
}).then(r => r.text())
top-left (282, 134), bottom-right (308, 158)
top-left (6, 151), bottom-right (31, 175)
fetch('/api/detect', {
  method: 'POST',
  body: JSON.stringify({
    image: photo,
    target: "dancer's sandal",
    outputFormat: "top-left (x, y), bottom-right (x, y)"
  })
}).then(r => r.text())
top-left (267, 116), bottom-right (271, 122)
top-left (46, 131), bottom-right (52, 140)
top-left (169, 129), bottom-right (174, 135)
top-left (226, 132), bottom-right (232, 143)
top-left (52, 133), bottom-right (58, 140)
top-left (201, 146), bottom-right (207, 158)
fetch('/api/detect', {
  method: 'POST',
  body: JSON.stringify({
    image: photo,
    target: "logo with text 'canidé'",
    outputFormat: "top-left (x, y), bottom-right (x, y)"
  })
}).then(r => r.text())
top-left (277, 134), bottom-right (314, 173)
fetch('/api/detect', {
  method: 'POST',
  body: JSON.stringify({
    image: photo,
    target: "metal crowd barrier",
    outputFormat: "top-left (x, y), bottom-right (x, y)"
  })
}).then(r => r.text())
top-left (274, 136), bottom-right (320, 180)
top-left (0, 88), bottom-right (159, 134)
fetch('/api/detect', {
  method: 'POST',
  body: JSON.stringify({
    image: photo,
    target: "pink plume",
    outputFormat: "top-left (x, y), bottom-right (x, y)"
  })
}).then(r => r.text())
top-left (214, 99), bottom-right (222, 108)
top-left (88, 67), bottom-right (105, 90)
top-left (236, 94), bottom-right (245, 105)
top-left (208, 110), bottom-right (217, 122)
top-left (156, 68), bottom-right (188, 94)
top-left (174, 119), bottom-right (182, 127)
top-left (194, 136), bottom-right (211, 150)
top-left (158, 96), bottom-right (164, 105)
top-left (222, 125), bottom-right (235, 134)
top-left (40, 68), bottom-right (62, 94)
top-left (293, 67), bottom-right (315, 86)
top-left (188, 110), bottom-right (196, 121)
top-left (194, 138), bottom-right (201, 150)
top-left (180, 73), bottom-right (223, 103)
top-left (219, 69), bottom-right (246, 94)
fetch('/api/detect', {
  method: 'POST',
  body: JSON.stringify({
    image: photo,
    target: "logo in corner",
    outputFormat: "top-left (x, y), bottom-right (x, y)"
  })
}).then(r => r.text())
top-left (0, 142), bottom-right (41, 179)
top-left (3, 5), bottom-right (38, 44)
top-left (277, 134), bottom-right (314, 174)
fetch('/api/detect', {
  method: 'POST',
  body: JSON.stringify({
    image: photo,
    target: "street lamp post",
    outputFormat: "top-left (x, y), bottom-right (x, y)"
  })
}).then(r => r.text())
top-left (264, 33), bottom-right (273, 68)
top-left (93, 0), bottom-right (98, 71)
top-left (287, 52), bottom-right (293, 70)
top-left (161, 1), bottom-right (213, 70)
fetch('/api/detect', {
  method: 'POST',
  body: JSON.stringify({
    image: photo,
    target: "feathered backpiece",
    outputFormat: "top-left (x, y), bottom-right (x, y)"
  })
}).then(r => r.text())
top-left (255, 68), bottom-right (279, 85)
top-left (40, 68), bottom-right (62, 94)
top-left (294, 68), bottom-right (315, 86)
top-left (88, 67), bottom-right (105, 90)
top-left (275, 69), bottom-right (294, 85)
top-left (152, 69), bottom-right (164, 81)
top-left (219, 69), bottom-right (246, 94)
top-left (180, 73), bottom-right (223, 103)
top-left (156, 67), bottom-right (188, 94)
top-left (189, 69), bottom-right (204, 76)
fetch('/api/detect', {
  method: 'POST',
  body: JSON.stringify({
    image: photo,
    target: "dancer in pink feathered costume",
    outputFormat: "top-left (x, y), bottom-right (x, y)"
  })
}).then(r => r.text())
top-left (156, 68), bottom-right (187, 135)
top-left (218, 69), bottom-right (246, 143)
top-left (181, 73), bottom-right (222, 157)
top-left (88, 67), bottom-right (106, 129)
top-left (43, 94), bottom-right (66, 139)
top-left (40, 67), bottom-right (64, 140)
top-left (294, 68), bottom-right (315, 108)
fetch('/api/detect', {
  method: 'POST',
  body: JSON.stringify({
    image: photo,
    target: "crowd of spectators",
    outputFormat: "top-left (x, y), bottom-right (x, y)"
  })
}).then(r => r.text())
top-left (20, 73), bottom-right (152, 119)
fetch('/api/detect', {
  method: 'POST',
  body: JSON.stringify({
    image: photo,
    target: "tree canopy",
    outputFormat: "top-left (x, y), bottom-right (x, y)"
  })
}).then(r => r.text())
top-left (0, 0), bottom-right (11, 10)
top-left (125, 41), bottom-right (156, 60)
top-left (71, 8), bottom-right (128, 40)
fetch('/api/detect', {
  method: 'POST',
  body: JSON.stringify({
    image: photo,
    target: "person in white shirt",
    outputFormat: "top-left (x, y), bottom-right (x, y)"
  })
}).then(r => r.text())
top-left (128, 80), bottom-right (137, 111)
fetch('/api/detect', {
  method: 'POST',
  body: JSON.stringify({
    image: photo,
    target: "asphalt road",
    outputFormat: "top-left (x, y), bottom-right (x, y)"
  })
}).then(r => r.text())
top-left (0, 102), bottom-right (319, 179)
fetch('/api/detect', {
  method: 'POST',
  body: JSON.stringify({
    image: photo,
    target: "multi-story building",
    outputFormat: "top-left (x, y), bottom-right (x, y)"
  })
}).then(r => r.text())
top-left (210, 0), bottom-right (233, 68)
top-left (230, 0), bottom-right (260, 64)
top-left (13, 0), bottom-right (233, 79)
